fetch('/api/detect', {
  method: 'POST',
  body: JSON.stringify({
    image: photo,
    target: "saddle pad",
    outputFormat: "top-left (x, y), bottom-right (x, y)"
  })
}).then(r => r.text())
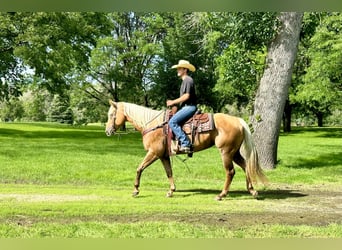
top-left (186, 112), bottom-right (210, 123)
top-left (166, 111), bottom-right (215, 156)
top-left (182, 113), bottom-right (214, 134)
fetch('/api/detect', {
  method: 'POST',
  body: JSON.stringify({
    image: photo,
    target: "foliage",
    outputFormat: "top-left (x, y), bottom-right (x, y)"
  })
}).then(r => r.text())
top-left (201, 12), bottom-right (278, 52)
top-left (0, 12), bottom-right (112, 99)
top-left (150, 13), bottom-right (218, 109)
top-left (215, 43), bottom-right (266, 108)
top-left (187, 12), bottom-right (278, 111)
top-left (0, 12), bottom-right (341, 128)
top-left (88, 12), bottom-right (165, 106)
top-left (289, 13), bottom-right (322, 126)
top-left (0, 97), bottom-right (24, 121)
top-left (47, 94), bottom-right (73, 124)
top-left (21, 85), bottom-right (52, 121)
top-left (0, 13), bottom-right (23, 100)
top-left (0, 80), bottom-right (107, 125)
top-left (326, 108), bottom-right (342, 126)
top-left (292, 13), bottom-right (342, 126)
top-left (149, 13), bottom-right (188, 108)
top-left (69, 84), bottom-right (108, 125)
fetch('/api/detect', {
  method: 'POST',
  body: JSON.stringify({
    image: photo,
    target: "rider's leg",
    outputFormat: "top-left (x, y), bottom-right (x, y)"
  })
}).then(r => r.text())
top-left (168, 105), bottom-right (197, 149)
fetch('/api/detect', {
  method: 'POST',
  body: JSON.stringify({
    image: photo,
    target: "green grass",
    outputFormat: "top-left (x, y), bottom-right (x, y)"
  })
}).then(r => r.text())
top-left (1, 222), bottom-right (341, 238)
top-left (271, 127), bottom-right (342, 185)
top-left (0, 122), bottom-right (341, 238)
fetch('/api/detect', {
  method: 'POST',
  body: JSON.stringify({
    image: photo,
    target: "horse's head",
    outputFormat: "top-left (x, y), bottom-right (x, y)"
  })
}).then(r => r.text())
top-left (105, 100), bottom-right (125, 136)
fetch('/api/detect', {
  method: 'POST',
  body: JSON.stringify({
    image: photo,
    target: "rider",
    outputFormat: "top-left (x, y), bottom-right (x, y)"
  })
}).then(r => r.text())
top-left (166, 60), bottom-right (197, 153)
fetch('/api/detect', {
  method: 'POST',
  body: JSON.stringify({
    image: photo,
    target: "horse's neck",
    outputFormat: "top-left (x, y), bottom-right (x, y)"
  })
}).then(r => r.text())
top-left (122, 102), bottom-right (165, 131)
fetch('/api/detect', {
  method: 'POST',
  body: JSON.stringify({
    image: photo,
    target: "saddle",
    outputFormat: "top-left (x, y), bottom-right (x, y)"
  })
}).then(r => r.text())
top-left (166, 110), bottom-right (215, 156)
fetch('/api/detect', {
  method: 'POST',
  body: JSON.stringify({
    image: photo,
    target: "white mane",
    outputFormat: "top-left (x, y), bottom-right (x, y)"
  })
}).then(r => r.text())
top-left (122, 102), bottom-right (165, 129)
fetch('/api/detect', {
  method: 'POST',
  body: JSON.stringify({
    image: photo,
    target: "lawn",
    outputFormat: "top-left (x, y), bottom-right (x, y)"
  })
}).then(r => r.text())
top-left (0, 122), bottom-right (341, 238)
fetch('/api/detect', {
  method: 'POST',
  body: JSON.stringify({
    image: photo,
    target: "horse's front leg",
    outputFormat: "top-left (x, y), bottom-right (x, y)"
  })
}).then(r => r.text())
top-left (160, 156), bottom-right (176, 197)
top-left (133, 150), bottom-right (158, 197)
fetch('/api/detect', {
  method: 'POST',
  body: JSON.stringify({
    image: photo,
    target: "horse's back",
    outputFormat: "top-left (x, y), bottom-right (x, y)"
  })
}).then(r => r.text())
top-left (213, 113), bottom-right (243, 132)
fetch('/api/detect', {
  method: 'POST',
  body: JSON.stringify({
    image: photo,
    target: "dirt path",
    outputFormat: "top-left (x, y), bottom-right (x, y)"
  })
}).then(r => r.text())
top-left (107, 186), bottom-right (342, 228)
top-left (1, 184), bottom-right (341, 228)
top-left (203, 185), bottom-right (341, 228)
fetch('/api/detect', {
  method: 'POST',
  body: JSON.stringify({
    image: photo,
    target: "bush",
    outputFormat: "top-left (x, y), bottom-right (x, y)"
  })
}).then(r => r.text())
top-left (0, 98), bottom-right (24, 122)
top-left (47, 94), bottom-right (73, 124)
top-left (326, 108), bottom-right (342, 126)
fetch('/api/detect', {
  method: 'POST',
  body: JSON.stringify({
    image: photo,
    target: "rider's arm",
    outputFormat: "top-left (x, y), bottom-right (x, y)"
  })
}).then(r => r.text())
top-left (167, 93), bottom-right (189, 107)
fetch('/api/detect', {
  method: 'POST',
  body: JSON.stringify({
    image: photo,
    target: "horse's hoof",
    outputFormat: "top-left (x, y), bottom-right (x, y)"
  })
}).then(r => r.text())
top-left (215, 195), bottom-right (223, 201)
top-left (252, 190), bottom-right (258, 198)
top-left (166, 191), bottom-right (173, 198)
top-left (132, 191), bottom-right (139, 197)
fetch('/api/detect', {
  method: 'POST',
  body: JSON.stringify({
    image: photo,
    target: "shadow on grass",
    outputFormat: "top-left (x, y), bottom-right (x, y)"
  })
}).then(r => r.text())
top-left (1, 126), bottom-right (145, 156)
top-left (314, 127), bottom-right (342, 138)
top-left (280, 127), bottom-right (342, 138)
top-left (176, 188), bottom-right (307, 200)
top-left (0, 127), bottom-right (103, 139)
top-left (286, 151), bottom-right (342, 169)
top-left (255, 189), bottom-right (308, 200)
top-left (0, 127), bottom-right (140, 141)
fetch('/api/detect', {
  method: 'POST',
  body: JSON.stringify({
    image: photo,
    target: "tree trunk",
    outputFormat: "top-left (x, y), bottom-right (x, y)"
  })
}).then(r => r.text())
top-left (251, 12), bottom-right (303, 169)
top-left (316, 112), bottom-right (323, 127)
top-left (283, 99), bottom-right (292, 132)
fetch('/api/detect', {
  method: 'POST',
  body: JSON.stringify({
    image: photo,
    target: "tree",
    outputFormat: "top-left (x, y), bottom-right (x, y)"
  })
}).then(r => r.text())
top-left (150, 13), bottom-right (191, 108)
top-left (21, 84), bottom-right (52, 121)
top-left (284, 12), bottom-right (327, 130)
top-left (47, 94), bottom-right (73, 124)
top-left (0, 97), bottom-right (24, 122)
top-left (12, 12), bottom-right (111, 94)
top-left (88, 12), bottom-right (165, 106)
top-left (292, 13), bottom-right (342, 127)
top-left (283, 12), bottom-right (324, 131)
top-left (0, 13), bottom-right (23, 101)
top-left (151, 12), bottom-right (218, 109)
top-left (215, 43), bottom-right (266, 110)
top-left (251, 12), bottom-right (303, 169)
top-left (69, 83), bottom-right (108, 125)
top-left (172, 12), bottom-right (278, 112)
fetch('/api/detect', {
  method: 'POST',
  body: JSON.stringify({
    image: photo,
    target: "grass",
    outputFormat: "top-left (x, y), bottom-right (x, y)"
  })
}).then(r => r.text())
top-left (1, 222), bottom-right (341, 238)
top-left (0, 122), bottom-right (341, 238)
top-left (271, 127), bottom-right (342, 185)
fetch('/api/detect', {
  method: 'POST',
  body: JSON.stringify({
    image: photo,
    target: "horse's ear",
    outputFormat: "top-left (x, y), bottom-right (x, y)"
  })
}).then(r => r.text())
top-left (109, 100), bottom-right (117, 107)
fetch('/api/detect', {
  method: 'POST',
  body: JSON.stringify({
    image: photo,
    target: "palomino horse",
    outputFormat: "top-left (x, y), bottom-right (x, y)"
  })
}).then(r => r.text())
top-left (105, 101), bottom-right (268, 200)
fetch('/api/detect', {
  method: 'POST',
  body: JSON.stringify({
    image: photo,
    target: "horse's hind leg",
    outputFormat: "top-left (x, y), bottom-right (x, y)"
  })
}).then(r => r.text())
top-left (216, 150), bottom-right (235, 201)
top-left (133, 150), bottom-right (158, 197)
top-left (233, 152), bottom-right (258, 197)
top-left (160, 156), bottom-right (176, 197)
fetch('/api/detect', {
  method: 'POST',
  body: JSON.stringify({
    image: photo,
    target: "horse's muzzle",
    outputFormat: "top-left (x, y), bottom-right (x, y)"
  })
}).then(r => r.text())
top-left (105, 127), bottom-right (114, 136)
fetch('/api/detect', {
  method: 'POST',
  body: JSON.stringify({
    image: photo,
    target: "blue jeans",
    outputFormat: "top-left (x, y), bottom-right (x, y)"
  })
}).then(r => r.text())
top-left (169, 105), bottom-right (197, 147)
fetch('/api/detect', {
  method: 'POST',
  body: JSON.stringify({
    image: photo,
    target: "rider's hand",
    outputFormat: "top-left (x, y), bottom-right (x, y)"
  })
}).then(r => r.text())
top-left (166, 100), bottom-right (174, 107)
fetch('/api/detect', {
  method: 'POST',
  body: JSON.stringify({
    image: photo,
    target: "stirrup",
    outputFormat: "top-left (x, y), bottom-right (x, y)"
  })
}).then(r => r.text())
top-left (179, 146), bottom-right (191, 153)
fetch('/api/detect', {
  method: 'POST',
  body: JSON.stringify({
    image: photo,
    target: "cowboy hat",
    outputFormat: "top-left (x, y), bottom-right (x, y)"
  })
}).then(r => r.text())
top-left (171, 60), bottom-right (196, 72)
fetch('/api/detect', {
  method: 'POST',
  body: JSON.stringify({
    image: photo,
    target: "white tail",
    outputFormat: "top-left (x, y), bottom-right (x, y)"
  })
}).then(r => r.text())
top-left (238, 118), bottom-right (268, 185)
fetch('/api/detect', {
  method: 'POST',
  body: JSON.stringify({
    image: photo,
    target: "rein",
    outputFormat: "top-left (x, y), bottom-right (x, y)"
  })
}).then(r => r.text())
top-left (141, 108), bottom-right (168, 137)
top-left (142, 121), bottom-right (167, 136)
top-left (144, 109), bottom-right (165, 126)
